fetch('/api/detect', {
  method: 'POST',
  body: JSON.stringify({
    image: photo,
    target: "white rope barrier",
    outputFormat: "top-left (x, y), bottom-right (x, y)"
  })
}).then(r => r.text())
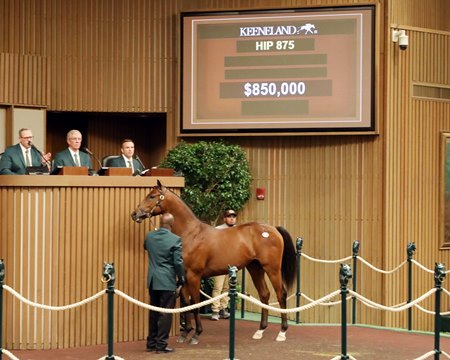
top-left (289, 292), bottom-right (351, 306)
top-left (349, 288), bottom-right (437, 312)
top-left (414, 350), bottom-right (439, 360)
top-left (1, 349), bottom-right (20, 360)
top-left (300, 252), bottom-right (352, 264)
top-left (238, 289), bottom-right (342, 314)
top-left (2, 252), bottom-right (450, 360)
top-left (115, 289), bottom-right (228, 313)
top-left (2, 282), bottom-right (450, 360)
top-left (357, 257), bottom-right (407, 274)
top-left (3, 285), bottom-right (106, 310)
top-left (410, 259), bottom-right (435, 274)
top-left (299, 251), bottom-right (438, 277)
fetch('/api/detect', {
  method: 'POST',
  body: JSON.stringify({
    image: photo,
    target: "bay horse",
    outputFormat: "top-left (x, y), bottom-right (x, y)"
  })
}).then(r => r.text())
top-left (131, 180), bottom-right (297, 343)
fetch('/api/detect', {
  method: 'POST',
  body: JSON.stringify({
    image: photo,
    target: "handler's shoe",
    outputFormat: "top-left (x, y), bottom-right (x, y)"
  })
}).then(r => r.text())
top-left (219, 309), bottom-right (230, 319)
top-left (211, 312), bottom-right (220, 321)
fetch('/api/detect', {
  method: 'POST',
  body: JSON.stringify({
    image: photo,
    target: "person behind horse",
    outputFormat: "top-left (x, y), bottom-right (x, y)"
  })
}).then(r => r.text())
top-left (210, 209), bottom-right (237, 321)
top-left (106, 138), bottom-right (145, 175)
top-left (144, 212), bottom-right (186, 353)
top-left (52, 129), bottom-right (92, 172)
top-left (0, 128), bottom-right (51, 175)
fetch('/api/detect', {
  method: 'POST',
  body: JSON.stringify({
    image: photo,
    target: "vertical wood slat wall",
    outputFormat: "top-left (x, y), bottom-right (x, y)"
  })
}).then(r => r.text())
top-left (0, 180), bottom-right (183, 350)
top-left (384, 16), bottom-right (450, 330)
top-left (237, 136), bottom-right (384, 324)
top-left (0, 0), bottom-right (449, 346)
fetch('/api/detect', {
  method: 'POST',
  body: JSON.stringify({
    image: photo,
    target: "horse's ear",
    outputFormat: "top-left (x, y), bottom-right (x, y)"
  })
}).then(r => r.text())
top-left (157, 179), bottom-right (162, 188)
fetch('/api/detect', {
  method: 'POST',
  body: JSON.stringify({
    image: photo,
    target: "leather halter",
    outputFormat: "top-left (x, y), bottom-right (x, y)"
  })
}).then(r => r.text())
top-left (149, 186), bottom-right (166, 216)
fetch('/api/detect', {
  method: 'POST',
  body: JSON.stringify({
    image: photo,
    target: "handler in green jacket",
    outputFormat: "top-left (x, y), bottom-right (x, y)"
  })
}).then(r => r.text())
top-left (144, 212), bottom-right (185, 354)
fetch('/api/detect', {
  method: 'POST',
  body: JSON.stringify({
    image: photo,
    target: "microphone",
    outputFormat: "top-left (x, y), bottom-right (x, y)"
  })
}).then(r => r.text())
top-left (82, 147), bottom-right (102, 170)
top-left (134, 155), bottom-right (148, 176)
top-left (29, 142), bottom-right (51, 167)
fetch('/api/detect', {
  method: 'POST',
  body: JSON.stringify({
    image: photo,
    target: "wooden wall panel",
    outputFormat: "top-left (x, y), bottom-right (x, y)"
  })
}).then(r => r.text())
top-left (0, 177), bottom-right (183, 350)
top-left (389, 0), bottom-right (450, 32)
top-left (0, 53), bottom-right (49, 106)
top-left (384, 24), bottom-right (450, 330)
top-left (234, 135), bottom-right (384, 324)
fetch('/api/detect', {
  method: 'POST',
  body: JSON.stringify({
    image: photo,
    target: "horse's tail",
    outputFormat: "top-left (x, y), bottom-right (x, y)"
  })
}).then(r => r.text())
top-left (276, 226), bottom-right (298, 290)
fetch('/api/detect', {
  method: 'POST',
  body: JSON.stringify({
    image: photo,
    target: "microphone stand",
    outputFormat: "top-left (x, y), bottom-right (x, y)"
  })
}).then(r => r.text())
top-left (134, 155), bottom-right (148, 176)
top-left (29, 142), bottom-right (51, 170)
top-left (82, 147), bottom-right (103, 173)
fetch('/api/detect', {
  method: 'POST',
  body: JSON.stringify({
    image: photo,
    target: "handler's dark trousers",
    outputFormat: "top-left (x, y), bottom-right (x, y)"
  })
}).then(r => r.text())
top-left (147, 287), bottom-right (176, 350)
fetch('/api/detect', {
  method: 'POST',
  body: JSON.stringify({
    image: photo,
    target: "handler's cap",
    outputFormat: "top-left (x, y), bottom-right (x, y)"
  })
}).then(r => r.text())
top-left (224, 209), bottom-right (237, 217)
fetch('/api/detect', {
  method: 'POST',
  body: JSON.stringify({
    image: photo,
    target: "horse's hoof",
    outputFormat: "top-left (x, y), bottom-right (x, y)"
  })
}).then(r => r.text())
top-left (177, 335), bottom-right (187, 343)
top-left (276, 331), bottom-right (286, 342)
top-left (252, 329), bottom-right (265, 340)
top-left (189, 337), bottom-right (199, 345)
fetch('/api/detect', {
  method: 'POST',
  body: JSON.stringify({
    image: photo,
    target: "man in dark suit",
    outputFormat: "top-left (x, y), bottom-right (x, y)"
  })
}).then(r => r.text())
top-left (144, 212), bottom-right (185, 354)
top-left (52, 129), bottom-right (92, 171)
top-left (106, 138), bottom-right (145, 175)
top-left (0, 128), bottom-right (51, 175)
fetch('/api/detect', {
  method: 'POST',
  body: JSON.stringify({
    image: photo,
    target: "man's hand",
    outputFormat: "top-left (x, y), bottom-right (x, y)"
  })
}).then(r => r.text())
top-left (177, 276), bottom-right (185, 287)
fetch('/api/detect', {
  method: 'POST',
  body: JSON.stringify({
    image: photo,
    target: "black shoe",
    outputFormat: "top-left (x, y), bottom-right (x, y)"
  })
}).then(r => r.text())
top-left (156, 347), bottom-right (174, 354)
top-left (146, 347), bottom-right (156, 352)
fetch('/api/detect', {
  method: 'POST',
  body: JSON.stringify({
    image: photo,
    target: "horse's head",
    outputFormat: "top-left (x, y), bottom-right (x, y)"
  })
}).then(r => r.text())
top-left (131, 179), bottom-right (167, 223)
top-left (102, 262), bottom-right (115, 284)
top-left (339, 263), bottom-right (352, 288)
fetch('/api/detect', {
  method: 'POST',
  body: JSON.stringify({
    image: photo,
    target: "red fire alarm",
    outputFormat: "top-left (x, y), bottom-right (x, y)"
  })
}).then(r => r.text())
top-left (256, 187), bottom-right (265, 200)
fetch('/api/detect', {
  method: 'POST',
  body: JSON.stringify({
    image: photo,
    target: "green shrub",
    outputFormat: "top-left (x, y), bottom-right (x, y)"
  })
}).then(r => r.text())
top-left (160, 140), bottom-right (252, 225)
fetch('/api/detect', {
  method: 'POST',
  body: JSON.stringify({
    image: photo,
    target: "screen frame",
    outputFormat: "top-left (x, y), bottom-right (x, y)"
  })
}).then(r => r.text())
top-left (179, 5), bottom-right (377, 136)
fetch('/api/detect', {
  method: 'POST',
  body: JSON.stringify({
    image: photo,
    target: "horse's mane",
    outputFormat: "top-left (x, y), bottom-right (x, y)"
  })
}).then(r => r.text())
top-left (164, 186), bottom-right (200, 219)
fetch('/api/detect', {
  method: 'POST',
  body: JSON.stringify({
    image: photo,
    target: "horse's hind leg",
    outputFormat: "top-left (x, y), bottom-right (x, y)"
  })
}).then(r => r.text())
top-left (246, 262), bottom-right (270, 340)
top-left (265, 270), bottom-right (288, 341)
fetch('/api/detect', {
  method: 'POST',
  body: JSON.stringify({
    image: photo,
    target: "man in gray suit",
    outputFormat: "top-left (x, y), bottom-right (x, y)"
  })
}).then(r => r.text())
top-left (52, 129), bottom-right (92, 172)
top-left (0, 128), bottom-right (51, 175)
top-left (144, 213), bottom-right (185, 354)
top-left (107, 138), bottom-right (145, 175)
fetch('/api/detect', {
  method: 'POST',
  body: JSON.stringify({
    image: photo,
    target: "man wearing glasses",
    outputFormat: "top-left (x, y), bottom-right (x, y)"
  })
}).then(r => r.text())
top-left (52, 129), bottom-right (92, 172)
top-left (0, 128), bottom-right (51, 175)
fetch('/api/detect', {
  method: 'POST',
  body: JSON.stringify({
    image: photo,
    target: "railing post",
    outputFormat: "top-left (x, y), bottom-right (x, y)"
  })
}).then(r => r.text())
top-left (240, 269), bottom-right (246, 319)
top-left (434, 262), bottom-right (446, 360)
top-left (339, 263), bottom-right (352, 360)
top-left (351, 240), bottom-right (359, 325)
top-left (407, 242), bottom-right (416, 331)
top-left (228, 266), bottom-right (238, 360)
top-left (295, 237), bottom-right (303, 324)
top-left (103, 263), bottom-right (116, 360)
top-left (0, 259), bottom-right (4, 360)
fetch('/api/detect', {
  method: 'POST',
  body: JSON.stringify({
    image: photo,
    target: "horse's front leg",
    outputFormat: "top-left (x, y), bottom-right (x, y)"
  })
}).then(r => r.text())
top-left (186, 274), bottom-right (203, 345)
top-left (177, 289), bottom-right (193, 343)
top-left (188, 282), bottom-right (204, 344)
top-left (188, 306), bottom-right (203, 344)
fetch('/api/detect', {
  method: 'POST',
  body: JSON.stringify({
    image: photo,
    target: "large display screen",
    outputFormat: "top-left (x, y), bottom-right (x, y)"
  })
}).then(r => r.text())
top-left (180, 6), bottom-right (375, 134)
